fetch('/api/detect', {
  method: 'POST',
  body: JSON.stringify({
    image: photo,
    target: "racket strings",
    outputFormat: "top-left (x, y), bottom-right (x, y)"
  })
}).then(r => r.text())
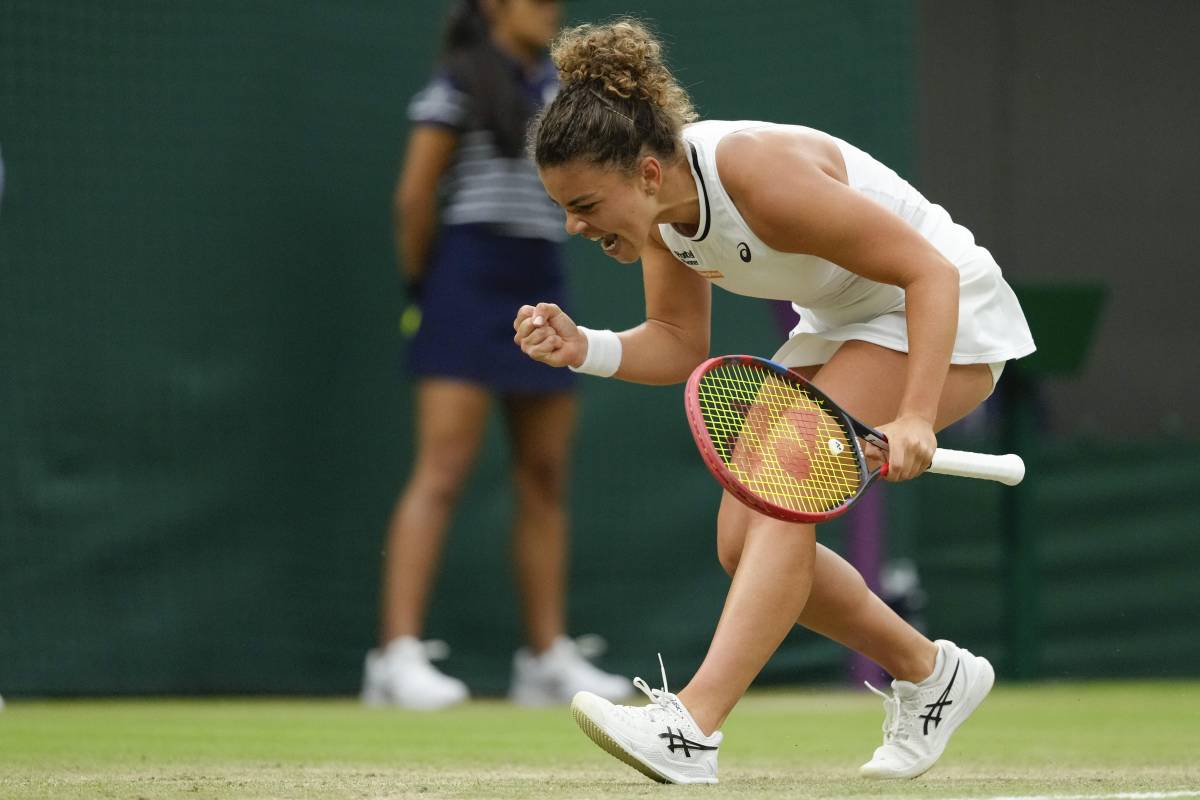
top-left (698, 364), bottom-right (862, 513)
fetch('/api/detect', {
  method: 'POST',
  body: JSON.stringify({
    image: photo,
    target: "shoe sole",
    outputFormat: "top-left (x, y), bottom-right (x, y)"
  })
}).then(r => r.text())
top-left (571, 695), bottom-right (718, 784)
top-left (571, 697), bottom-right (673, 784)
top-left (861, 655), bottom-right (996, 780)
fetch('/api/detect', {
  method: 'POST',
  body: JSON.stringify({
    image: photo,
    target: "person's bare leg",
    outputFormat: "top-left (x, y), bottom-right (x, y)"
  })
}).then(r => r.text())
top-left (379, 378), bottom-right (491, 644)
top-left (797, 341), bottom-right (991, 678)
top-left (677, 515), bottom-right (818, 735)
top-left (717, 493), bottom-right (936, 682)
top-left (680, 341), bottom-right (994, 731)
top-left (504, 390), bottom-right (578, 654)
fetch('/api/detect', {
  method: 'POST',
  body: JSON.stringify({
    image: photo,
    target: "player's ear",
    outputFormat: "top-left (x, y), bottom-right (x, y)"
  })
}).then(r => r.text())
top-left (638, 155), bottom-right (662, 197)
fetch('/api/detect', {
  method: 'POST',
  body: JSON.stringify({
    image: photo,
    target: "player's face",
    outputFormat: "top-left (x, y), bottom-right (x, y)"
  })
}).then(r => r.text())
top-left (539, 160), bottom-right (659, 264)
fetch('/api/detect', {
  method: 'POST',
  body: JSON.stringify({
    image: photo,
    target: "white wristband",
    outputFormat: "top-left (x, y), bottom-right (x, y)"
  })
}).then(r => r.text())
top-left (569, 326), bottom-right (622, 377)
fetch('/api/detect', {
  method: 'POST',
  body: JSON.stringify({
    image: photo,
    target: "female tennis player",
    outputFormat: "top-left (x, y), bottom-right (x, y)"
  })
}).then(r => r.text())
top-left (512, 18), bottom-right (1035, 783)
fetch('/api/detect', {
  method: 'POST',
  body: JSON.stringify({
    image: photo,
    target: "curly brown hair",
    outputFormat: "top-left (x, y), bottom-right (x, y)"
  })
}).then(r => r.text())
top-left (529, 18), bottom-right (697, 171)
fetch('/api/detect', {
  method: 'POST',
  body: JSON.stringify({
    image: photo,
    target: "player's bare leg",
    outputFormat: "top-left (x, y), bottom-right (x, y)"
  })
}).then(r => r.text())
top-left (715, 341), bottom-right (992, 671)
top-left (381, 379), bottom-right (491, 642)
top-left (677, 516), bottom-right (819, 735)
top-left (504, 391), bottom-right (629, 705)
top-left (704, 340), bottom-right (996, 774)
top-left (364, 378), bottom-right (489, 709)
top-left (505, 391), bottom-right (576, 653)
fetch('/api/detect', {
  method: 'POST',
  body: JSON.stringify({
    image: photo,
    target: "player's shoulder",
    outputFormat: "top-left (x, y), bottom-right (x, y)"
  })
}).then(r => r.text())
top-left (715, 125), bottom-right (837, 199)
top-left (714, 125), bottom-right (829, 172)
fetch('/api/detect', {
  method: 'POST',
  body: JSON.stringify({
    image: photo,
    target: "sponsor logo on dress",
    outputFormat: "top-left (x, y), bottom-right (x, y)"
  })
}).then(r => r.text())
top-left (672, 248), bottom-right (700, 266)
top-left (737, 242), bottom-right (752, 262)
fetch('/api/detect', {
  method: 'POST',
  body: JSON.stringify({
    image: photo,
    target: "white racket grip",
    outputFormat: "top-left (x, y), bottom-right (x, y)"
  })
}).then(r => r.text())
top-left (929, 449), bottom-right (1025, 486)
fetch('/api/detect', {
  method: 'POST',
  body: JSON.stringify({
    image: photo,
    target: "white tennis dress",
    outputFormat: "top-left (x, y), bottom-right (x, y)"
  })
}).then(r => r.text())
top-left (657, 120), bottom-right (1036, 370)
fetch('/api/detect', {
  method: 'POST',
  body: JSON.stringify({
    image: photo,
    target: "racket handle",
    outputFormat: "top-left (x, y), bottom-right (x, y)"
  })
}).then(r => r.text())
top-left (929, 449), bottom-right (1026, 486)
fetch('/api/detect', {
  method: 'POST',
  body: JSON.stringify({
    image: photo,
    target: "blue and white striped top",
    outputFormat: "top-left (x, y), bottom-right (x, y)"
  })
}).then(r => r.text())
top-left (408, 57), bottom-right (565, 242)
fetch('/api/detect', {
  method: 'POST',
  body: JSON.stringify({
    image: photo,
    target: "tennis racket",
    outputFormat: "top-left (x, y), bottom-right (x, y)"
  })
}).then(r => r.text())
top-left (685, 355), bottom-right (1025, 524)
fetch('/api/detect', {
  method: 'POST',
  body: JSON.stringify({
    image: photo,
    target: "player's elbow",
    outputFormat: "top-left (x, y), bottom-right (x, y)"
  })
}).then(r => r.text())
top-left (668, 338), bottom-right (710, 384)
top-left (641, 319), bottom-right (709, 384)
top-left (925, 256), bottom-right (959, 287)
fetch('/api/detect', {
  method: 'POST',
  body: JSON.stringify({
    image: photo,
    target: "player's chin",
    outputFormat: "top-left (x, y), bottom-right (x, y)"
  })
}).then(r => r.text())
top-left (606, 237), bottom-right (642, 264)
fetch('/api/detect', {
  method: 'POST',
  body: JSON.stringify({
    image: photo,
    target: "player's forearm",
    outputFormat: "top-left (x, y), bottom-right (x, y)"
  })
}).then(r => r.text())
top-left (898, 266), bottom-right (959, 423)
top-left (613, 318), bottom-right (709, 385)
top-left (395, 194), bottom-right (438, 282)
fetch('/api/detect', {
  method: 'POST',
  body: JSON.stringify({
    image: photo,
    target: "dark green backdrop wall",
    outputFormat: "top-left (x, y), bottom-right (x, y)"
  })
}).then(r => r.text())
top-left (10, 2), bottom-right (1190, 697)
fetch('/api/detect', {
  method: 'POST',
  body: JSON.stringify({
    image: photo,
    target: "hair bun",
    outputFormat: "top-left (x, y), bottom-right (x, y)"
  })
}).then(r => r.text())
top-left (552, 18), bottom-right (696, 122)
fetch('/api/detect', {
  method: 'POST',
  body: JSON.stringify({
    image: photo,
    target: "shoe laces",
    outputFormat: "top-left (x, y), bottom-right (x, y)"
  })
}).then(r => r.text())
top-left (632, 653), bottom-right (684, 719)
top-left (865, 681), bottom-right (912, 743)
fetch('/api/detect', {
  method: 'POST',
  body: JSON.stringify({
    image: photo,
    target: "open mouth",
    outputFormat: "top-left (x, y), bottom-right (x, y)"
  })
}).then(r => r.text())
top-left (586, 231), bottom-right (621, 255)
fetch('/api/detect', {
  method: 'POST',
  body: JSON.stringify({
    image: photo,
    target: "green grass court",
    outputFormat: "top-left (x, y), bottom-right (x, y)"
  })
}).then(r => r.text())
top-left (2, 681), bottom-right (1197, 799)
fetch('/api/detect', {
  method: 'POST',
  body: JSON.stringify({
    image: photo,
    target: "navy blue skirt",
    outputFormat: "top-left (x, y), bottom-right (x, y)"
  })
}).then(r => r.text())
top-left (408, 224), bottom-right (576, 393)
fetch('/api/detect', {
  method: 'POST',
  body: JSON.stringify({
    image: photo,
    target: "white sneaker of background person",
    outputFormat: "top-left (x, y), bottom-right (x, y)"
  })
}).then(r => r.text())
top-left (570, 655), bottom-right (722, 785)
top-left (361, 637), bottom-right (468, 710)
top-left (509, 635), bottom-right (631, 706)
top-left (860, 638), bottom-right (995, 779)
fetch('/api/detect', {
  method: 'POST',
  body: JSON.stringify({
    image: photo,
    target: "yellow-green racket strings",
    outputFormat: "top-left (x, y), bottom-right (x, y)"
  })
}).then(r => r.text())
top-left (697, 364), bottom-right (863, 514)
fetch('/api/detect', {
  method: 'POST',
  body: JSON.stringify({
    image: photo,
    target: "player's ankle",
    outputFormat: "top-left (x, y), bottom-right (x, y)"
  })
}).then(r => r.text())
top-left (674, 689), bottom-right (721, 737)
top-left (888, 640), bottom-right (941, 684)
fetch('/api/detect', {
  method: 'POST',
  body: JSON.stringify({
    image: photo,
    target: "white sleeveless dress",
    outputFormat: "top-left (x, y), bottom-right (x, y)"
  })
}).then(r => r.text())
top-left (657, 120), bottom-right (1036, 371)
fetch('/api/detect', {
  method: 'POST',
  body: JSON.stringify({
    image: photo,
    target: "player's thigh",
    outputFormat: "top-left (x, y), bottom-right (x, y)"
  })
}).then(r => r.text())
top-left (812, 340), bottom-right (993, 431)
top-left (717, 362), bottom-right (822, 573)
top-left (410, 378), bottom-right (492, 486)
top-left (714, 346), bottom-right (990, 573)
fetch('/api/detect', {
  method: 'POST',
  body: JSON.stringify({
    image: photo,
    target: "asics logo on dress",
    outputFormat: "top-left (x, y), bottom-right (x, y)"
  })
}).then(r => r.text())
top-left (659, 727), bottom-right (718, 757)
top-left (918, 660), bottom-right (959, 735)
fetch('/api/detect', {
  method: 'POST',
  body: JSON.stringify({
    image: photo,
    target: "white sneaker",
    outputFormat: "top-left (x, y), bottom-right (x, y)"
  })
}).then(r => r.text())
top-left (360, 637), bottom-right (469, 710)
top-left (570, 655), bottom-right (722, 784)
top-left (859, 639), bottom-right (995, 779)
top-left (509, 635), bottom-right (631, 706)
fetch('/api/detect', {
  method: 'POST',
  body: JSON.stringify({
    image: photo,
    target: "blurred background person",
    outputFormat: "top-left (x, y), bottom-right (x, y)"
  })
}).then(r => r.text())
top-left (361, 0), bottom-right (629, 710)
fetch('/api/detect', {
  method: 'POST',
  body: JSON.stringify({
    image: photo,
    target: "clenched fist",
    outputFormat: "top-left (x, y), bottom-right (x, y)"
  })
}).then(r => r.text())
top-left (513, 302), bottom-right (587, 369)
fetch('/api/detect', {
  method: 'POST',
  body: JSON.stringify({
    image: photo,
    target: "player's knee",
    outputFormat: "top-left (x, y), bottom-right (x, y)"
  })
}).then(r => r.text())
top-left (717, 537), bottom-right (741, 577)
top-left (412, 454), bottom-right (476, 507)
top-left (511, 457), bottom-right (567, 506)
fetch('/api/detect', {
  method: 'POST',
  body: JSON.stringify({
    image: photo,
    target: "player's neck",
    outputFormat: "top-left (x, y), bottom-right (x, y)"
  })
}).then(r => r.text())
top-left (654, 158), bottom-right (701, 233)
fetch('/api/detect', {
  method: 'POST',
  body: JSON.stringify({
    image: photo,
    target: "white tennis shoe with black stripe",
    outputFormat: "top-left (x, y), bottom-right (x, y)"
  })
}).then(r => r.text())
top-left (570, 656), bottom-right (722, 784)
top-left (860, 639), bottom-right (994, 779)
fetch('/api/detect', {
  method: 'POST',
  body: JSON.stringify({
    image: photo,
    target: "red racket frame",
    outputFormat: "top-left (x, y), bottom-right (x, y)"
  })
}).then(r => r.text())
top-left (684, 355), bottom-right (887, 524)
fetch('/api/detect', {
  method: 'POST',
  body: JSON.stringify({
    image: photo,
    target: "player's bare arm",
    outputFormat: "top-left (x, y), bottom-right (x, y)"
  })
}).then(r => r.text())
top-left (718, 130), bottom-right (960, 480)
top-left (394, 126), bottom-right (458, 284)
top-left (610, 231), bottom-right (712, 385)
top-left (513, 231), bottom-right (711, 384)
